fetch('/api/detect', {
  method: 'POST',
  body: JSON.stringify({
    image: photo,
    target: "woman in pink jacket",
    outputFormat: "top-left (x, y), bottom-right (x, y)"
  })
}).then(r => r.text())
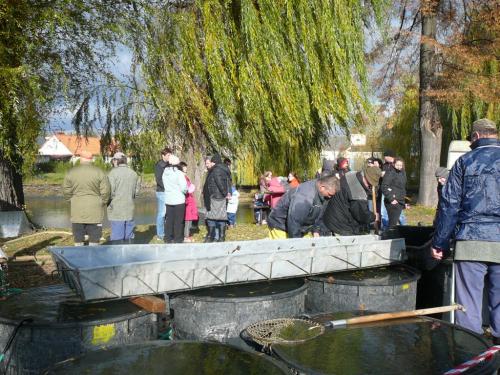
top-left (266, 176), bottom-right (286, 209)
top-left (179, 162), bottom-right (198, 242)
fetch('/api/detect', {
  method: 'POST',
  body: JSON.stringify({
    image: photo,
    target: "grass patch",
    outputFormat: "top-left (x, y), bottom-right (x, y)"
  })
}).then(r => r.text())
top-left (405, 205), bottom-right (436, 226)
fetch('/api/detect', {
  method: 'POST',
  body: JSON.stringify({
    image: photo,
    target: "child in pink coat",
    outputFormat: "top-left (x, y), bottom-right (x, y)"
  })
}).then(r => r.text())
top-left (179, 162), bottom-right (198, 242)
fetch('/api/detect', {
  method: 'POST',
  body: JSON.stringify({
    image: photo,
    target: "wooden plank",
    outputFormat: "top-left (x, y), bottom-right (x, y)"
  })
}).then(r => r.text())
top-left (129, 295), bottom-right (166, 313)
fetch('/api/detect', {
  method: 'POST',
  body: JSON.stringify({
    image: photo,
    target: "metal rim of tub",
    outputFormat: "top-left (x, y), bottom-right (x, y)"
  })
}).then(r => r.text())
top-left (307, 264), bottom-right (421, 287)
top-left (270, 315), bottom-right (498, 375)
top-left (44, 339), bottom-right (291, 374)
top-left (173, 279), bottom-right (308, 303)
top-left (0, 291), bottom-right (152, 329)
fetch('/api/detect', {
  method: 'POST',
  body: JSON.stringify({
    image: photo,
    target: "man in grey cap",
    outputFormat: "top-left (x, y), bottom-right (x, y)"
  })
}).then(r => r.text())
top-left (322, 166), bottom-right (381, 236)
top-left (107, 152), bottom-right (140, 244)
top-left (433, 166), bottom-right (449, 225)
top-left (432, 118), bottom-right (500, 341)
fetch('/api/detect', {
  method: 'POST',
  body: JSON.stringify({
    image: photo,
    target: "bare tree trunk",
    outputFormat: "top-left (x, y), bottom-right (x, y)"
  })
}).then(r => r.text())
top-left (182, 143), bottom-right (208, 209)
top-left (0, 152), bottom-right (25, 211)
top-left (417, 3), bottom-right (442, 207)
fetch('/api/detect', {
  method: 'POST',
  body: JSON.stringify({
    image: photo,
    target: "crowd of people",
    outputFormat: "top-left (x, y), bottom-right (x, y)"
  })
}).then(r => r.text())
top-left (263, 150), bottom-right (417, 238)
top-left (61, 145), bottom-right (420, 245)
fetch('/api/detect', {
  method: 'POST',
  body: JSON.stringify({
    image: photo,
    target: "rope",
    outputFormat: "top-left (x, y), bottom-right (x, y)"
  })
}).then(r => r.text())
top-left (443, 345), bottom-right (500, 374)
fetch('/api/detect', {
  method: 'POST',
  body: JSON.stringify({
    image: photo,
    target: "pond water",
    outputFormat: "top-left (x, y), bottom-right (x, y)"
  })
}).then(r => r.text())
top-left (25, 195), bottom-right (256, 229)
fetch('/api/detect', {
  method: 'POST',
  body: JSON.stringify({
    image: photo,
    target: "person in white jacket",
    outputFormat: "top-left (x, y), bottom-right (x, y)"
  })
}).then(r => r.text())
top-left (162, 155), bottom-right (188, 243)
top-left (226, 185), bottom-right (240, 228)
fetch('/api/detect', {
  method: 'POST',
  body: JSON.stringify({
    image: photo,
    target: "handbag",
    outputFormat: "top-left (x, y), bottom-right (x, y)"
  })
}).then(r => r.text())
top-left (206, 197), bottom-right (227, 220)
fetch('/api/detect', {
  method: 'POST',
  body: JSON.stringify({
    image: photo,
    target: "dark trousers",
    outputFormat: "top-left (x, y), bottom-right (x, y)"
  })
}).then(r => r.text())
top-left (165, 204), bottom-right (186, 243)
top-left (385, 202), bottom-right (403, 228)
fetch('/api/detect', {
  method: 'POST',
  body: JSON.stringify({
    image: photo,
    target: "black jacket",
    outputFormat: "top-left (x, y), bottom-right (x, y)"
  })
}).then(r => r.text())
top-left (323, 172), bottom-right (375, 235)
top-left (381, 167), bottom-right (407, 204)
top-left (154, 160), bottom-right (169, 192)
top-left (267, 180), bottom-right (327, 238)
top-left (203, 163), bottom-right (231, 210)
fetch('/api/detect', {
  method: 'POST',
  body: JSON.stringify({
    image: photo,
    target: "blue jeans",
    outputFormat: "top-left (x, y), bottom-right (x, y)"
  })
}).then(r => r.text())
top-left (227, 212), bottom-right (236, 226)
top-left (381, 194), bottom-right (389, 229)
top-left (455, 261), bottom-right (500, 337)
top-left (110, 220), bottom-right (135, 241)
top-left (156, 192), bottom-right (166, 238)
top-left (381, 194), bottom-right (407, 229)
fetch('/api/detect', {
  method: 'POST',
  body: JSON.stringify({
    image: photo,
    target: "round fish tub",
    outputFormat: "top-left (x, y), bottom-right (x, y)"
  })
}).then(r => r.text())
top-left (272, 312), bottom-right (500, 375)
top-left (46, 340), bottom-right (289, 374)
top-left (0, 285), bottom-right (158, 374)
top-left (171, 278), bottom-right (307, 342)
top-left (382, 226), bottom-right (456, 321)
top-left (306, 265), bottom-right (421, 313)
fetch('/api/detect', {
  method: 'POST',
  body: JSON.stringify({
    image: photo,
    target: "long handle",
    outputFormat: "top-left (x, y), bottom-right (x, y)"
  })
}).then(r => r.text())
top-left (372, 186), bottom-right (379, 235)
top-left (329, 305), bottom-right (464, 328)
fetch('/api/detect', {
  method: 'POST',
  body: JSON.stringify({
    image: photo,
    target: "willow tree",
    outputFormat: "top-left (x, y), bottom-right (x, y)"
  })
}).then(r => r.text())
top-left (0, 1), bottom-right (138, 210)
top-left (137, 0), bottom-right (388, 176)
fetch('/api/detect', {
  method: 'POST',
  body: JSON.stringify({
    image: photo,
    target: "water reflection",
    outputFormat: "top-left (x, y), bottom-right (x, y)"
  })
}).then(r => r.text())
top-left (25, 195), bottom-right (255, 229)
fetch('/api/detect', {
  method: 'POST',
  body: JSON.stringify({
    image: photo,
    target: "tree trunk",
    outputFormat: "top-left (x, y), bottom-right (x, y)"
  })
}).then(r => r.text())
top-left (0, 152), bottom-right (25, 211)
top-left (182, 143), bottom-right (208, 209)
top-left (417, 3), bottom-right (442, 207)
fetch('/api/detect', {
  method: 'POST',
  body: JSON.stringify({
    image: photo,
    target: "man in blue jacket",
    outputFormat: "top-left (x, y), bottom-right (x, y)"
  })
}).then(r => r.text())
top-left (267, 175), bottom-right (340, 238)
top-left (432, 118), bottom-right (500, 340)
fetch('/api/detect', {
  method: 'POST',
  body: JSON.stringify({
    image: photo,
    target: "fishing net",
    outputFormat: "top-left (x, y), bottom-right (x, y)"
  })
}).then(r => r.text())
top-left (245, 318), bottom-right (325, 346)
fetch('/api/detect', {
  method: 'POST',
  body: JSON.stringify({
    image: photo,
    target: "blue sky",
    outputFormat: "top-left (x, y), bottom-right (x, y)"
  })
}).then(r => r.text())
top-left (47, 45), bottom-right (133, 133)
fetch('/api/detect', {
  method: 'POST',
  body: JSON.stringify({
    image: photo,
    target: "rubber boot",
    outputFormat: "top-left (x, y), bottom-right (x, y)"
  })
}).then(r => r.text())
top-left (206, 226), bottom-right (217, 243)
top-left (217, 224), bottom-right (226, 242)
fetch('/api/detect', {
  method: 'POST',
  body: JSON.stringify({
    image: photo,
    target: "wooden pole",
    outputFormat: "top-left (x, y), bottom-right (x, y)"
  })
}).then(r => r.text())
top-left (372, 186), bottom-right (379, 235)
top-left (329, 305), bottom-right (464, 327)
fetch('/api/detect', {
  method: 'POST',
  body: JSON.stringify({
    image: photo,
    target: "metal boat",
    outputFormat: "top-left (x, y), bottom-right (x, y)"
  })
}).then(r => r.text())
top-left (50, 235), bottom-right (405, 301)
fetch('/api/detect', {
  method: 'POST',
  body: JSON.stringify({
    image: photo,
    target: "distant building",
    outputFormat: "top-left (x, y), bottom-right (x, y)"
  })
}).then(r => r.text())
top-left (320, 135), bottom-right (382, 171)
top-left (38, 133), bottom-right (116, 163)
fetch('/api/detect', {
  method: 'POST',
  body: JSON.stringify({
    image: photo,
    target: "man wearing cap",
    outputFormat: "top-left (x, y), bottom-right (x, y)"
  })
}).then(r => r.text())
top-left (63, 151), bottom-right (111, 246)
top-left (434, 167), bottom-right (449, 204)
top-left (433, 166), bottom-right (450, 226)
top-left (432, 118), bottom-right (500, 341)
top-left (107, 152), bottom-right (140, 244)
top-left (322, 167), bottom-right (381, 236)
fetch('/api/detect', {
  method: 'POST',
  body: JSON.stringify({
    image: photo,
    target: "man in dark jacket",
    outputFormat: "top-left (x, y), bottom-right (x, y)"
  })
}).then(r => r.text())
top-left (323, 167), bottom-right (381, 236)
top-left (267, 175), bottom-right (340, 238)
top-left (432, 118), bottom-right (500, 341)
top-left (154, 147), bottom-right (171, 241)
top-left (203, 154), bottom-right (232, 241)
top-left (381, 157), bottom-right (407, 228)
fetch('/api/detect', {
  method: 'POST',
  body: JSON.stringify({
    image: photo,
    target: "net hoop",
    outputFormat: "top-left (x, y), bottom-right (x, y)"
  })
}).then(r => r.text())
top-left (245, 318), bottom-right (325, 346)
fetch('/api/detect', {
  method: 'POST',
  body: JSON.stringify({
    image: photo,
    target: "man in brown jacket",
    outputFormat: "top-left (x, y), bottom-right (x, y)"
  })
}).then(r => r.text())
top-left (63, 151), bottom-right (111, 246)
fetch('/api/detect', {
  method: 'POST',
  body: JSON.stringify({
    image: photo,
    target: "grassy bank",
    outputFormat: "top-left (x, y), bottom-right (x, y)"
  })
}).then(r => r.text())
top-left (25, 172), bottom-right (157, 187)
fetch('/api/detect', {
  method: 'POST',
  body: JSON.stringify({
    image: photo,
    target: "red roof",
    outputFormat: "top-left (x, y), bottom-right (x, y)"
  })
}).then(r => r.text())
top-left (54, 134), bottom-right (117, 156)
